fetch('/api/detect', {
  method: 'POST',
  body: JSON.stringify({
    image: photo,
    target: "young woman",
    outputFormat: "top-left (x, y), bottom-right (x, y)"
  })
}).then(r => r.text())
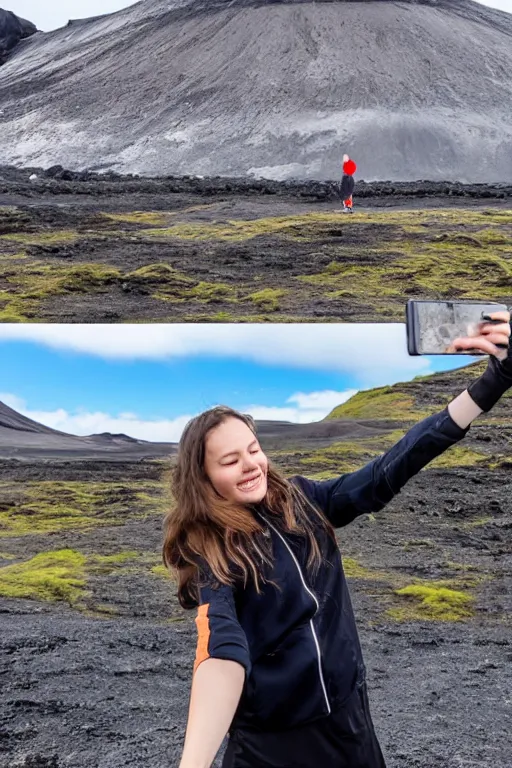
top-left (163, 312), bottom-right (511, 768)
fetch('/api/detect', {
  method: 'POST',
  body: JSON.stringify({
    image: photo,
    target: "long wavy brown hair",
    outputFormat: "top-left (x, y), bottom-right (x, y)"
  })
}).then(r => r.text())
top-left (162, 406), bottom-right (335, 609)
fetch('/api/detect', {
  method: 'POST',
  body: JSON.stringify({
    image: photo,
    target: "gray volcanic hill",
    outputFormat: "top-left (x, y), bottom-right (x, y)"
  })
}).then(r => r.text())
top-left (0, 400), bottom-right (179, 459)
top-left (0, 9), bottom-right (36, 63)
top-left (1, 0), bottom-right (512, 181)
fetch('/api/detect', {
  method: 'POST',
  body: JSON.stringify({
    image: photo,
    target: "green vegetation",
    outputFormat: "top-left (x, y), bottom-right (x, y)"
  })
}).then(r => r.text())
top-left (0, 480), bottom-right (170, 537)
top-left (429, 446), bottom-right (488, 468)
top-left (0, 549), bottom-right (87, 604)
top-left (277, 431), bottom-right (402, 475)
top-left (340, 555), bottom-right (480, 622)
top-left (13, 263), bottom-right (121, 297)
top-left (342, 557), bottom-right (381, 579)
top-left (102, 212), bottom-right (168, 226)
top-left (0, 262), bottom-right (122, 320)
top-left (141, 212), bottom-right (356, 242)
top-left (0, 252), bottom-right (27, 261)
top-left (0, 230), bottom-right (80, 246)
top-left (388, 584), bottom-right (474, 622)
top-left (325, 386), bottom-right (432, 421)
top-left (151, 564), bottom-right (172, 579)
top-left (191, 282), bottom-right (237, 302)
top-left (0, 292), bottom-right (39, 322)
top-left (248, 288), bottom-right (286, 311)
top-left (140, 209), bottom-right (512, 244)
top-left (0, 206), bottom-right (510, 322)
top-left (0, 549), bottom-right (160, 607)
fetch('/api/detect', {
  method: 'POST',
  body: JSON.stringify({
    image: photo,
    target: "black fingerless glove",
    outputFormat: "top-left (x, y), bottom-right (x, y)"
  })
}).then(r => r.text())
top-left (467, 321), bottom-right (512, 412)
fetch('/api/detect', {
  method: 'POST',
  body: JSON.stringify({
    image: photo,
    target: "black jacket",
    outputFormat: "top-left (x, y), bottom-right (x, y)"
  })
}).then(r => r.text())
top-left (340, 173), bottom-right (355, 199)
top-left (194, 408), bottom-right (469, 731)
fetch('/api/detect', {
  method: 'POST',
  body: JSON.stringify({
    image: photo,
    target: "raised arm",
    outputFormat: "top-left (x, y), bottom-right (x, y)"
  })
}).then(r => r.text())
top-left (295, 405), bottom-right (470, 528)
top-left (180, 567), bottom-right (250, 768)
top-left (297, 311), bottom-right (512, 528)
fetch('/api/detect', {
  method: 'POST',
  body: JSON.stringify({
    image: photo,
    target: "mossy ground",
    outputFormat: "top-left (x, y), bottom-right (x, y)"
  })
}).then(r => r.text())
top-left (0, 548), bottom-right (164, 609)
top-left (342, 557), bottom-right (483, 622)
top-left (0, 206), bottom-right (510, 321)
top-left (271, 430), bottom-right (490, 478)
top-left (326, 387), bottom-right (433, 421)
top-left (0, 479), bottom-right (170, 537)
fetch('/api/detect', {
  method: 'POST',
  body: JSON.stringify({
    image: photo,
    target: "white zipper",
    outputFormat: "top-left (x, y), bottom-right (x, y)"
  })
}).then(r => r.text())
top-left (262, 517), bottom-right (332, 715)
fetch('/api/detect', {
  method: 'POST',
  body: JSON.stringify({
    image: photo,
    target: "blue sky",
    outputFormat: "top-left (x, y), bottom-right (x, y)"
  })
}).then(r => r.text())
top-left (9, 0), bottom-right (512, 32)
top-left (0, 324), bottom-right (476, 442)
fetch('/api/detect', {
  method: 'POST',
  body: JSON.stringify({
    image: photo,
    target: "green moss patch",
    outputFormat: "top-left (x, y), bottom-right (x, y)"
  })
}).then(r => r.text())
top-left (102, 212), bottom-right (168, 226)
top-left (0, 549), bottom-right (160, 607)
top-left (142, 213), bottom-right (355, 242)
top-left (388, 584), bottom-right (474, 621)
top-left (0, 230), bottom-right (80, 246)
top-left (326, 387), bottom-right (432, 421)
top-left (0, 549), bottom-right (87, 603)
top-left (429, 446), bottom-right (488, 468)
top-left (248, 288), bottom-right (286, 311)
top-left (0, 291), bottom-right (39, 322)
top-left (11, 263), bottom-right (121, 298)
top-left (342, 557), bottom-right (382, 579)
top-left (151, 564), bottom-right (172, 579)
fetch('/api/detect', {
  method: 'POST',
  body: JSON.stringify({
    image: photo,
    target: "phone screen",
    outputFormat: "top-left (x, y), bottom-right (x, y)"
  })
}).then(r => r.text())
top-left (407, 300), bottom-right (509, 355)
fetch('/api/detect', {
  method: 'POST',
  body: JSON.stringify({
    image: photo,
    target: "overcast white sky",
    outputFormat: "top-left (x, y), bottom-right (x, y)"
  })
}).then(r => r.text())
top-left (8, 0), bottom-right (512, 32)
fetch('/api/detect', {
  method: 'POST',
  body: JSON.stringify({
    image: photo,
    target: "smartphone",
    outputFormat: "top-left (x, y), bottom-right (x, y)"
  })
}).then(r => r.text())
top-left (406, 300), bottom-right (509, 356)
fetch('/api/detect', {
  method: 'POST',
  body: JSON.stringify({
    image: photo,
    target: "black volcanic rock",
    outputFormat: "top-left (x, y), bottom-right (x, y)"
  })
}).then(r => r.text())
top-left (0, 0), bottom-right (511, 180)
top-left (0, 8), bottom-right (36, 64)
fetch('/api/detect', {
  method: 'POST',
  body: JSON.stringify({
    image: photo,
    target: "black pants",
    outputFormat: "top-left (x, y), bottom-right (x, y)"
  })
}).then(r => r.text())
top-left (222, 680), bottom-right (386, 768)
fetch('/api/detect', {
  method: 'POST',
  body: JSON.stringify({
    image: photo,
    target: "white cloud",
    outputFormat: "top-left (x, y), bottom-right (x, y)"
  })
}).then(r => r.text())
top-left (244, 389), bottom-right (358, 424)
top-left (287, 389), bottom-right (357, 412)
top-left (0, 388), bottom-right (356, 441)
top-left (0, 324), bottom-right (431, 387)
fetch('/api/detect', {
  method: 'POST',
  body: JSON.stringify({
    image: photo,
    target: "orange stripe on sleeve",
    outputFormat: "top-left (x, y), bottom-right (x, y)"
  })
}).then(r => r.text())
top-left (193, 603), bottom-right (211, 674)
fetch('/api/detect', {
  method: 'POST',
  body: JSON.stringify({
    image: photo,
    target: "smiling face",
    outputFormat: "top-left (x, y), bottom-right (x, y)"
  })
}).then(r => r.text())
top-left (204, 416), bottom-right (268, 505)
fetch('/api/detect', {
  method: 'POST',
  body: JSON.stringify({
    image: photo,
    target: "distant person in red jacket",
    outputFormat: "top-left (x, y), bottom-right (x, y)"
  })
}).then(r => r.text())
top-left (340, 154), bottom-right (357, 213)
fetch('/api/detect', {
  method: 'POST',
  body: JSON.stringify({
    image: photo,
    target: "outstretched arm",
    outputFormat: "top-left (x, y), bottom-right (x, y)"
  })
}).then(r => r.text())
top-left (180, 565), bottom-right (250, 768)
top-left (297, 405), bottom-right (470, 527)
top-left (296, 312), bottom-right (511, 527)
top-left (180, 658), bottom-right (245, 768)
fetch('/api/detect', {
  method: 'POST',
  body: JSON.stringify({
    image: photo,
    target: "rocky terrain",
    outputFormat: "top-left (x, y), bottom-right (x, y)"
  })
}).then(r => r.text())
top-left (1, 0), bottom-right (512, 181)
top-left (1, 168), bottom-right (511, 323)
top-left (0, 9), bottom-right (36, 64)
top-left (0, 364), bottom-right (511, 767)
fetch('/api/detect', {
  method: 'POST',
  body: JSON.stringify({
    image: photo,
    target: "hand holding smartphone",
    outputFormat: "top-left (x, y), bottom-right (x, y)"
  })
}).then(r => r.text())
top-left (406, 300), bottom-right (511, 357)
